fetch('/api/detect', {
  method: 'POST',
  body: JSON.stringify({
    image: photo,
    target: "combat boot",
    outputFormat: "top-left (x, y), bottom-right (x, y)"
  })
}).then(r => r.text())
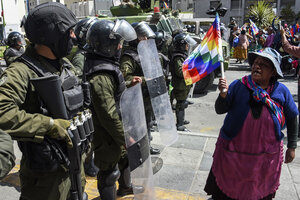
top-left (177, 125), bottom-right (189, 131)
top-left (150, 146), bottom-right (160, 155)
top-left (186, 99), bottom-right (194, 105)
top-left (117, 166), bottom-right (144, 196)
top-left (176, 109), bottom-right (190, 132)
top-left (183, 120), bottom-right (190, 125)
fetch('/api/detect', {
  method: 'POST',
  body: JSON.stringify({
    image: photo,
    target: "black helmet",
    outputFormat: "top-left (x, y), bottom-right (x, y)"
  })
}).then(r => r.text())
top-left (74, 17), bottom-right (98, 49)
top-left (132, 22), bottom-right (155, 40)
top-left (24, 2), bottom-right (77, 58)
top-left (173, 33), bottom-right (197, 52)
top-left (186, 24), bottom-right (192, 32)
top-left (85, 19), bottom-right (137, 58)
top-left (5, 32), bottom-right (25, 48)
top-left (129, 22), bottom-right (155, 47)
top-left (155, 31), bottom-right (165, 50)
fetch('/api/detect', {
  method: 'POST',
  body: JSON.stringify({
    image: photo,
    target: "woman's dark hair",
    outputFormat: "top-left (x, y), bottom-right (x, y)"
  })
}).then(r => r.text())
top-left (241, 30), bottom-right (246, 35)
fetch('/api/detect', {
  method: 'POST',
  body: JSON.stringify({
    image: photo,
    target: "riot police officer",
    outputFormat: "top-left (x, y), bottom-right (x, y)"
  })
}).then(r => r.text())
top-left (0, 3), bottom-right (87, 200)
top-left (84, 19), bottom-right (142, 199)
top-left (120, 21), bottom-right (160, 155)
top-left (155, 31), bottom-right (170, 88)
top-left (170, 32), bottom-right (197, 131)
top-left (71, 17), bottom-right (98, 75)
top-left (72, 17), bottom-right (99, 177)
top-left (3, 31), bottom-right (25, 65)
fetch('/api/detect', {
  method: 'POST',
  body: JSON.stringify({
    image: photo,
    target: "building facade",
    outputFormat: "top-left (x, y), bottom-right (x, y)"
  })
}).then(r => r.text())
top-left (170, 0), bottom-right (193, 12)
top-left (27, 0), bottom-right (97, 17)
top-left (27, 0), bottom-right (66, 11)
top-left (193, 0), bottom-right (300, 28)
top-left (0, 0), bottom-right (26, 38)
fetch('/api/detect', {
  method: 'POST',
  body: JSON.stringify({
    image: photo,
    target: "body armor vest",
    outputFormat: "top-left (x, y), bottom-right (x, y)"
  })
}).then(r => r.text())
top-left (17, 54), bottom-right (86, 172)
top-left (158, 52), bottom-right (170, 78)
top-left (122, 49), bottom-right (150, 97)
top-left (84, 56), bottom-right (126, 109)
top-left (123, 49), bottom-right (144, 76)
top-left (20, 54), bottom-right (84, 118)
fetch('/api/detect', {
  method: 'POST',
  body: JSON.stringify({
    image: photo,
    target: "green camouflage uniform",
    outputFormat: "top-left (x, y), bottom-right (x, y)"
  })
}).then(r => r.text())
top-left (0, 129), bottom-right (15, 180)
top-left (171, 55), bottom-right (192, 101)
top-left (120, 48), bottom-right (154, 143)
top-left (70, 48), bottom-right (85, 76)
top-left (120, 49), bottom-right (151, 108)
top-left (88, 72), bottom-right (127, 171)
top-left (0, 44), bottom-right (85, 200)
top-left (120, 49), bottom-right (146, 87)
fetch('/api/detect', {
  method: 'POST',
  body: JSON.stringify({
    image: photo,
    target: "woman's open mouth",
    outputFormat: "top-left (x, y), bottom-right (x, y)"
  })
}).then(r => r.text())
top-left (252, 70), bottom-right (261, 76)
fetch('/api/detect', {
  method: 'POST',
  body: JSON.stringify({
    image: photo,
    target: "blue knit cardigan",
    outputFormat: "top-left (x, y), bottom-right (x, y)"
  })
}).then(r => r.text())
top-left (220, 77), bottom-right (299, 140)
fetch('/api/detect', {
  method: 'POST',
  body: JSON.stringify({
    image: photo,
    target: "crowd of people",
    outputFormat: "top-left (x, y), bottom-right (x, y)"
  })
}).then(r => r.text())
top-left (229, 18), bottom-right (300, 73)
top-left (0, 2), bottom-right (300, 200)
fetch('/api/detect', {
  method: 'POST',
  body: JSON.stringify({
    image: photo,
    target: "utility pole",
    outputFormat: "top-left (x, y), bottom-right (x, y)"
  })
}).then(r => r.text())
top-left (1, 0), bottom-right (5, 27)
top-left (94, 0), bottom-right (97, 16)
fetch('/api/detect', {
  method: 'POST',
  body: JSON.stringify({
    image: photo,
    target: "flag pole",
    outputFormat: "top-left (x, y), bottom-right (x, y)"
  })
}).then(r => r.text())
top-left (220, 46), bottom-right (225, 79)
top-left (217, 12), bottom-right (226, 93)
top-left (217, 13), bottom-right (225, 79)
top-left (219, 40), bottom-right (226, 92)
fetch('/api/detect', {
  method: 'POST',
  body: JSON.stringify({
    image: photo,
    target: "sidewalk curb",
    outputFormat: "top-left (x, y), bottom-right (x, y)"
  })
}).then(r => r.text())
top-left (177, 131), bottom-right (218, 138)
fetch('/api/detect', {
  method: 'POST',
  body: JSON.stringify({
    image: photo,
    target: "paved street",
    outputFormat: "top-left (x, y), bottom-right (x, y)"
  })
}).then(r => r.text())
top-left (1, 59), bottom-right (300, 199)
top-left (151, 59), bottom-right (300, 200)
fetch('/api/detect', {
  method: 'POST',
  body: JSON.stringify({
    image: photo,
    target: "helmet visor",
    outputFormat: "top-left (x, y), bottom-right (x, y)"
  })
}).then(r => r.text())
top-left (135, 22), bottom-right (156, 40)
top-left (185, 34), bottom-right (197, 48)
top-left (19, 35), bottom-right (26, 46)
top-left (110, 19), bottom-right (137, 42)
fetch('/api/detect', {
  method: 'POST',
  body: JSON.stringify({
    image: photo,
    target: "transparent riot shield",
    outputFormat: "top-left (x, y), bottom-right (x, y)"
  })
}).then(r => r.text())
top-left (137, 39), bottom-right (178, 146)
top-left (120, 83), bottom-right (155, 200)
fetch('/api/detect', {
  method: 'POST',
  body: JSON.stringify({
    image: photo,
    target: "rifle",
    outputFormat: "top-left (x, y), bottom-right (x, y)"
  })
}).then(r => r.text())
top-left (31, 75), bottom-right (88, 200)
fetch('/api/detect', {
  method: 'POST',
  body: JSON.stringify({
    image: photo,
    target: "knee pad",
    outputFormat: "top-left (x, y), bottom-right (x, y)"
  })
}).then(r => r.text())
top-left (99, 167), bottom-right (120, 188)
top-left (105, 168), bottom-right (120, 186)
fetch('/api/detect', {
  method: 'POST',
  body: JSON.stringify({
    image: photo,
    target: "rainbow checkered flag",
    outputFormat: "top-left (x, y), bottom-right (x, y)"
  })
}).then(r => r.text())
top-left (249, 19), bottom-right (258, 35)
top-left (182, 13), bottom-right (222, 85)
top-left (241, 23), bottom-right (248, 30)
top-left (163, 1), bottom-right (169, 8)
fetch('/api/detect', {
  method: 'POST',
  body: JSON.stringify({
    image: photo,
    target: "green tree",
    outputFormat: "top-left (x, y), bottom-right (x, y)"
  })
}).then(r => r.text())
top-left (280, 4), bottom-right (296, 24)
top-left (248, 0), bottom-right (276, 29)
